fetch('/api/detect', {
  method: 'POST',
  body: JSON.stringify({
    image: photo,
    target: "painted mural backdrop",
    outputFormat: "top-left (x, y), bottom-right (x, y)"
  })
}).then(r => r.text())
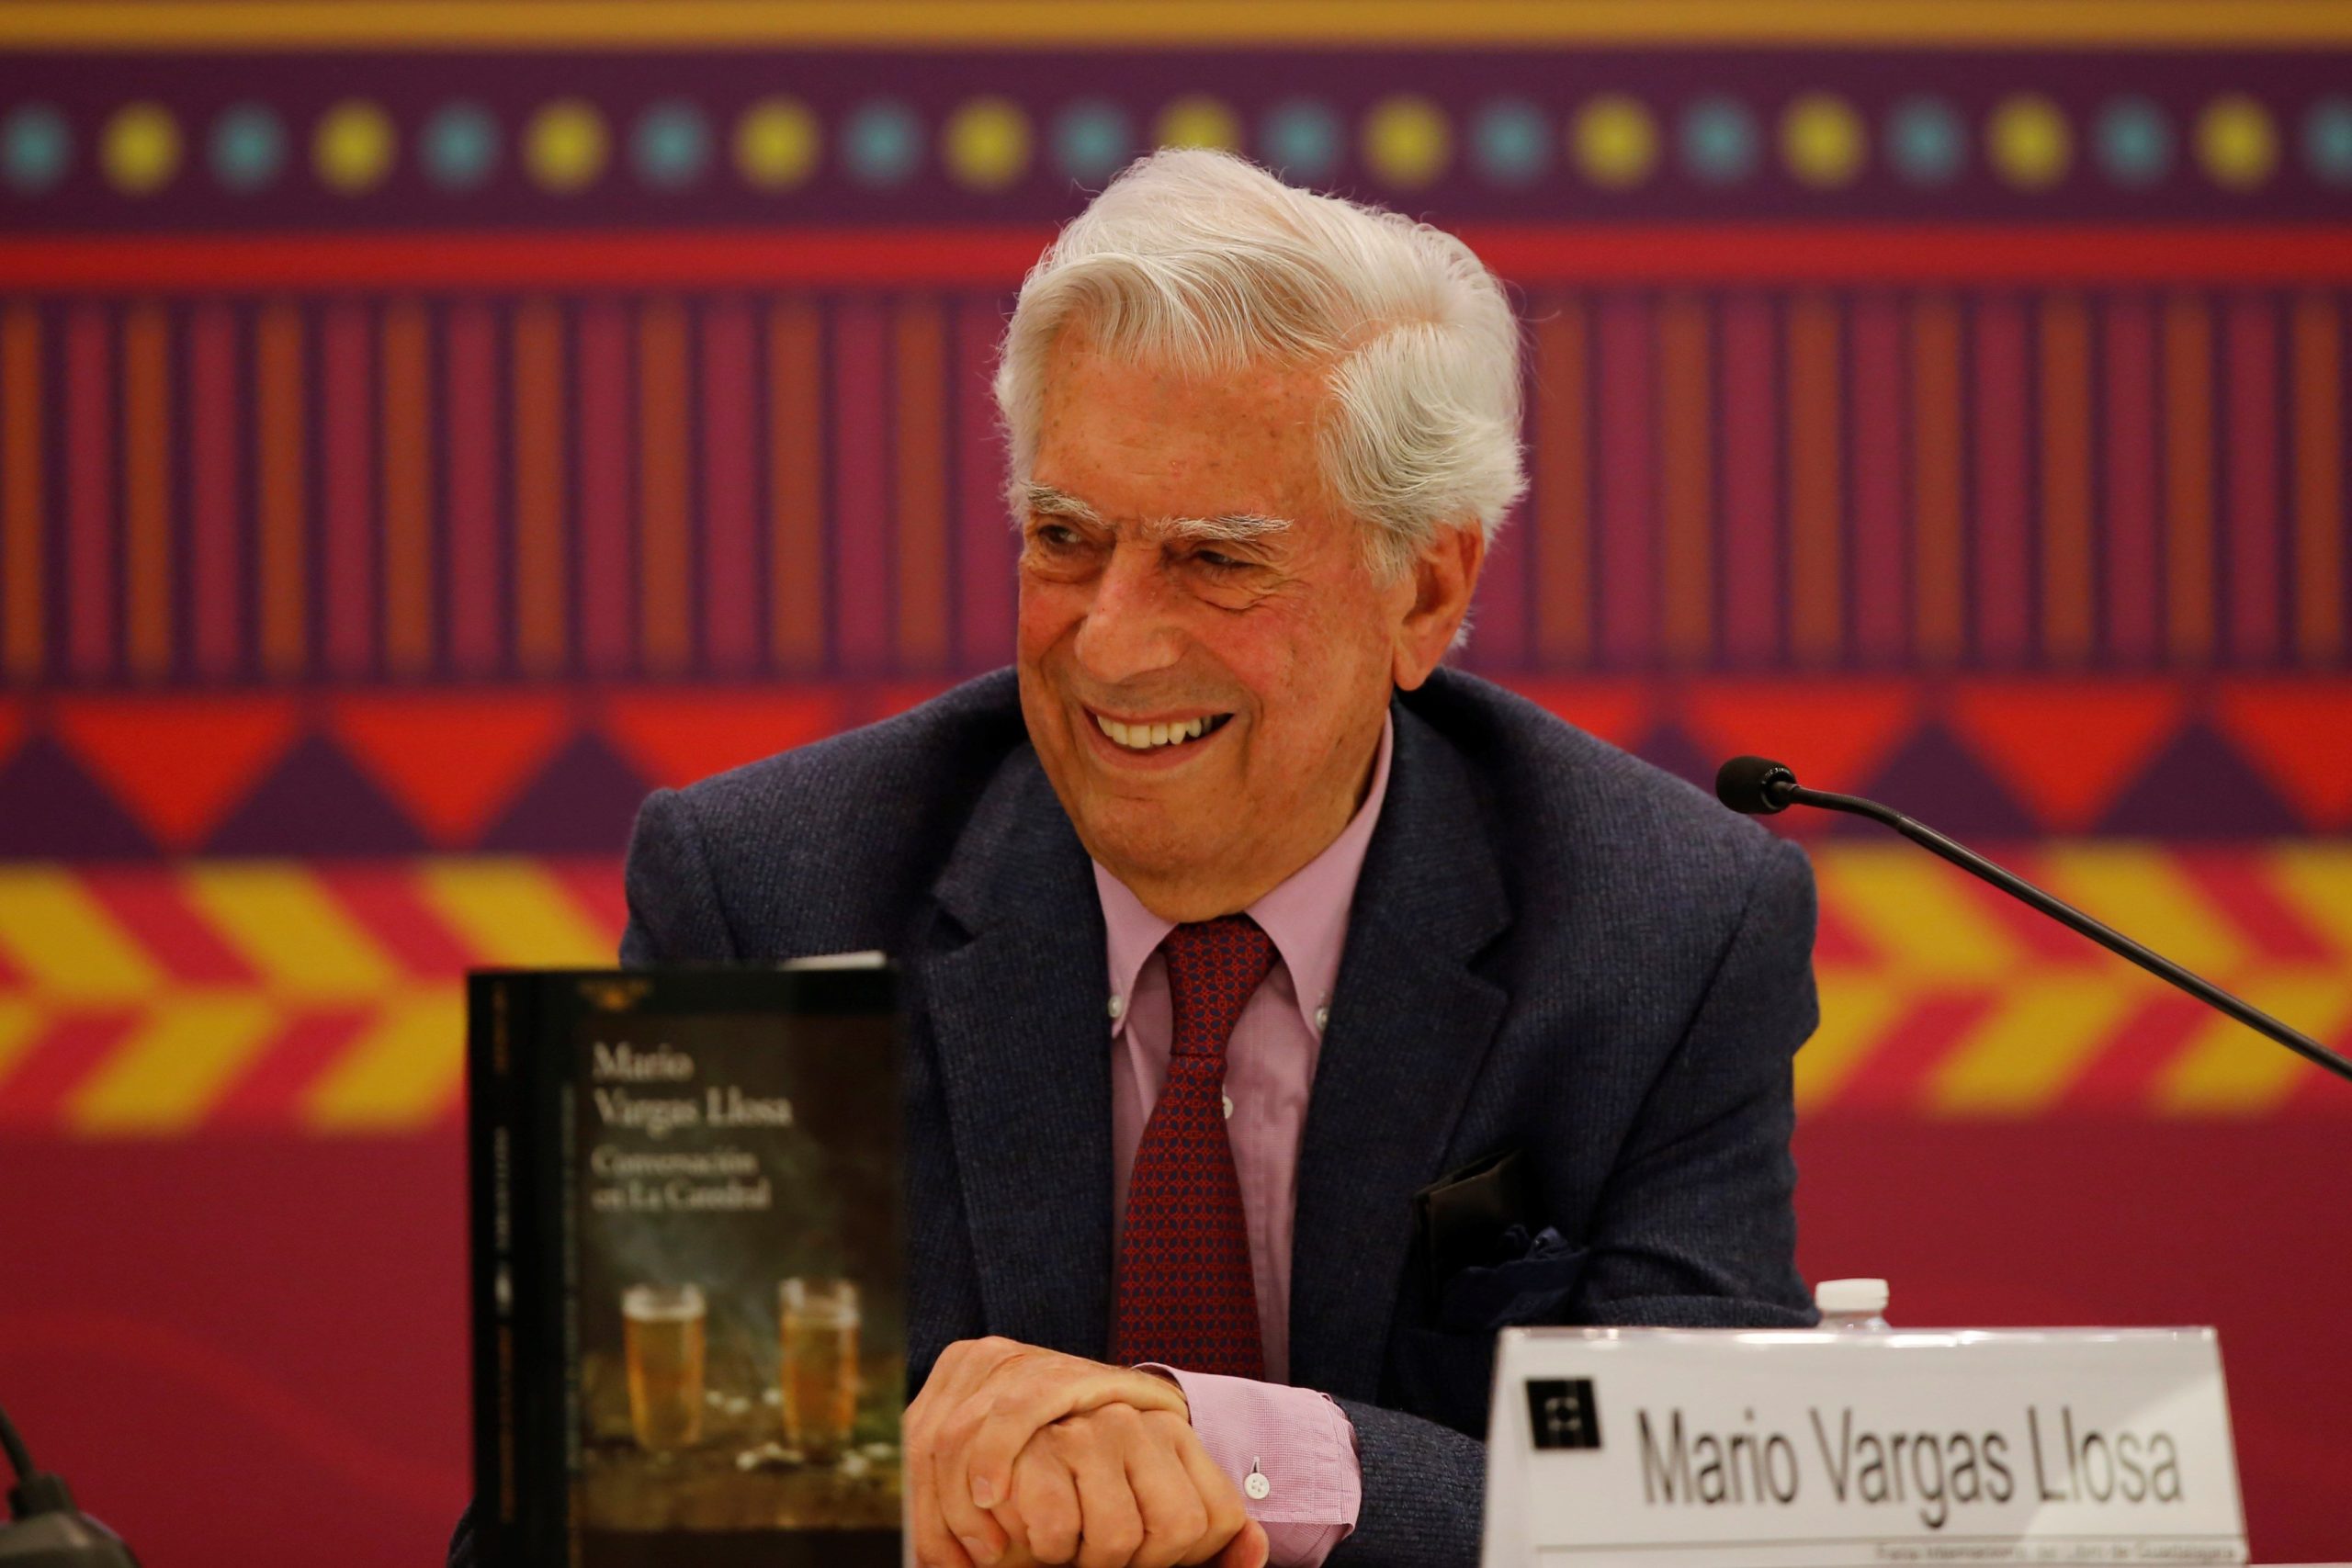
top-left (1, 6), bottom-right (2348, 1565)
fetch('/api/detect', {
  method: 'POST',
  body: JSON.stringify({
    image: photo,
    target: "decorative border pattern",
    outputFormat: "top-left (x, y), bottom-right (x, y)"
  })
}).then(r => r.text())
top-left (1, 845), bottom-right (2345, 1134)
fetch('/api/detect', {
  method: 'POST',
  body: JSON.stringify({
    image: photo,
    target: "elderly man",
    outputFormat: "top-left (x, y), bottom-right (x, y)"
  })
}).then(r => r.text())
top-left (449, 149), bottom-right (1817, 1568)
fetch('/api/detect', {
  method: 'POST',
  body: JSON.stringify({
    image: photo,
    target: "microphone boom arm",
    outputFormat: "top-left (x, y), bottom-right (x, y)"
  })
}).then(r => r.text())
top-left (1780, 779), bottom-right (2352, 1089)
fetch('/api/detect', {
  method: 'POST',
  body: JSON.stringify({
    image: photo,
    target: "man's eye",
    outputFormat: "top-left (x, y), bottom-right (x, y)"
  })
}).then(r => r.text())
top-left (1193, 549), bottom-right (1245, 573)
top-left (1035, 524), bottom-right (1081, 548)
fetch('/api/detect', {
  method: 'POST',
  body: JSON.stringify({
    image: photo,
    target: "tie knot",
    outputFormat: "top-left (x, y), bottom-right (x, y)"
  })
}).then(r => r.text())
top-left (1159, 915), bottom-right (1277, 1059)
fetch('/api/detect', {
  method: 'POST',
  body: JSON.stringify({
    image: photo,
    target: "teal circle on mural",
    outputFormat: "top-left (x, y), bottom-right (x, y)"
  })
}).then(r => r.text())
top-left (632, 100), bottom-right (711, 188)
top-left (2305, 97), bottom-right (2352, 186)
top-left (1053, 100), bottom-right (1131, 183)
top-left (843, 100), bottom-right (922, 186)
top-left (423, 102), bottom-right (500, 189)
top-left (209, 103), bottom-right (286, 192)
top-left (1679, 96), bottom-right (1757, 184)
top-left (2095, 96), bottom-right (2173, 186)
top-left (2, 104), bottom-right (71, 194)
top-left (1471, 98), bottom-right (1550, 185)
top-left (1886, 96), bottom-right (1965, 184)
top-left (1261, 99), bottom-right (1341, 182)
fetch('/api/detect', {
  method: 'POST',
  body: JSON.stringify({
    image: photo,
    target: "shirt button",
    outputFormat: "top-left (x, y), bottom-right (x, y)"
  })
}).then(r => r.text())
top-left (1313, 1005), bottom-right (1329, 1032)
top-left (1107, 995), bottom-right (1124, 1021)
top-left (1245, 1470), bottom-right (1272, 1501)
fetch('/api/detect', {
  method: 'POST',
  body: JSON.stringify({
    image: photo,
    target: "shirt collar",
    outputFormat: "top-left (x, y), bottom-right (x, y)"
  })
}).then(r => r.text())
top-left (1095, 711), bottom-right (1395, 1041)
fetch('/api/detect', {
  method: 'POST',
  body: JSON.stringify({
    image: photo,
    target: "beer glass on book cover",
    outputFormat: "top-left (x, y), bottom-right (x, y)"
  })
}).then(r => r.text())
top-left (622, 1284), bottom-right (707, 1453)
top-left (778, 1278), bottom-right (859, 1461)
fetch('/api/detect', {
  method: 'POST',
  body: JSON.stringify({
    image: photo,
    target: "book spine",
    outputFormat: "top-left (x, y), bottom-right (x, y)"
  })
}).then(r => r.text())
top-left (466, 972), bottom-right (530, 1566)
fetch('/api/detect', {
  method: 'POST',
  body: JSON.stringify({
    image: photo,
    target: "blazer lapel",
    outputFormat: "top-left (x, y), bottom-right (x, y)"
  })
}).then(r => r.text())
top-left (1289, 701), bottom-right (1511, 1400)
top-left (922, 749), bottom-right (1116, 1359)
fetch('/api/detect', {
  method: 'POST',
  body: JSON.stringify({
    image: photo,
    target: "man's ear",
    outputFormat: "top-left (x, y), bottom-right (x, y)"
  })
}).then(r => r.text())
top-left (1390, 524), bottom-right (1486, 692)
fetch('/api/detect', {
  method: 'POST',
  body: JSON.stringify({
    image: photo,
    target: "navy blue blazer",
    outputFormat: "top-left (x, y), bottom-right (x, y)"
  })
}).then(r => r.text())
top-left (449, 666), bottom-right (1818, 1568)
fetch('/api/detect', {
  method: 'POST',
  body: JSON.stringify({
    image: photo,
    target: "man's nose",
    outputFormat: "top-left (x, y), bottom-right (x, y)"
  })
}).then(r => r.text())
top-left (1071, 546), bottom-right (1185, 686)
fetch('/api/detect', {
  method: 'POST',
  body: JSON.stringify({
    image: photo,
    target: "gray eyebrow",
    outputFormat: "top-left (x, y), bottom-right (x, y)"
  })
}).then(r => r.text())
top-left (1022, 483), bottom-right (1291, 547)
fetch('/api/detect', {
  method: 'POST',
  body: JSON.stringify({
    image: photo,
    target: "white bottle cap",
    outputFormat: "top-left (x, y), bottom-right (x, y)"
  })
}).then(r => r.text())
top-left (1814, 1278), bottom-right (1890, 1316)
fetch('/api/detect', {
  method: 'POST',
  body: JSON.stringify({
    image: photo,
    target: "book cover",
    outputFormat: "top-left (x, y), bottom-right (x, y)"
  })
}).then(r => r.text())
top-left (469, 964), bottom-right (902, 1568)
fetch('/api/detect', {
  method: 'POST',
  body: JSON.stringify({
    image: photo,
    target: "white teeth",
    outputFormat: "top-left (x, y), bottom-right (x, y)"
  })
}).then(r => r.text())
top-left (1093, 713), bottom-right (1223, 752)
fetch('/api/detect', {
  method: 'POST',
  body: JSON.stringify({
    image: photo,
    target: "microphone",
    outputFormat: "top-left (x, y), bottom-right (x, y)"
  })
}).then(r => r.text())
top-left (1714, 755), bottom-right (2352, 1089)
top-left (0, 1399), bottom-right (140, 1566)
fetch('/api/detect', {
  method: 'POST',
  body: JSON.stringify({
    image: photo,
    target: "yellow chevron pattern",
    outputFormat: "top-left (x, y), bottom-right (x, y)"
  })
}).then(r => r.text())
top-left (0, 848), bottom-right (2346, 1136)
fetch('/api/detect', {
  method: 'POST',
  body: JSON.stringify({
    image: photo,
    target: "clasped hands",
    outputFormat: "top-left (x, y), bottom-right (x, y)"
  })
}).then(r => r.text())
top-left (907, 1337), bottom-right (1272, 1568)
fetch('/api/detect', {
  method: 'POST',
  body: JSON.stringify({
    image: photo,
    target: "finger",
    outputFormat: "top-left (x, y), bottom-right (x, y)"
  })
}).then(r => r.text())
top-left (1160, 1420), bottom-right (1249, 1567)
top-left (1009, 1438), bottom-right (1083, 1565)
top-left (1120, 1416), bottom-right (1211, 1568)
top-left (918, 1343), bottom-right (1021, 1566)
top-left (908, 1401), bottom-right (978, 1568)
top-left (962, 1364), bottom-right (1188, 1518)
top-left (1211, 1520), bottom-right (1270, 1568)
top-left (1057, 1418), bottom-right (1146, 1568)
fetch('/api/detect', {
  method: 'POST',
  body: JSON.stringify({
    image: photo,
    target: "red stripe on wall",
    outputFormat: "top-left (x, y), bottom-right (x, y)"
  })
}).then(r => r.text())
top-left (122, 304), bottom-right (171, 682)
top-left (311, 866), bottom-right (479, 977)
top-left (1849, 294), bottom-right (1905, 664)
top-left (78, 872), bottom-right (257, 986)
top-left (893, 298), bottom-right (951, 671)
top-left (833, 299), bottom-right (890, 674)
top-left (322, 302), bottom-right (375, 678)
top-left (699, 299), bottom-right (759, 674)
top-left (1787, 294), bottom-right (1842, 666)
top-left (2040, 295), bottom-right (2093, 667)
top-left (0, 1014), bottom-right (139, 1131)
top-left (2164, 296), bottom-right (2217, 667)
top-left (769, 299), bottom-right (825, 672)
top-left (1911, 296), bottom-right (1965, 666)
top-left (0, 307), bottom-right (39, 682)
top-left (1973, 299), bottom-right (2030, 665)
top-left (1657, 293), bottom-right (1712, 667)
top-left (956, 296), bottom-right (1015, 671)
top-left (15, 227), bottom-right (2352, 290)
top-left (2291, 295), bottom-right (2344, 665)
top-left (255, 303), bottom-right (306, 679)
top-left (65, 307), bottom-right (112, 682)
top-left (188, 305), bottom-right (241, 681)
top-left (2104, 298), bottom-right (2160, 665)
top-left (445, 302), bottom-right (500, 676)
top-left (1532, 298), bottom-right (1589, 668)
top-left (204, 1011), bottom-right (373, 1130)
top-left (577, 301), bottom-right (632, 676)
top-left (638, 299), bottom-right (693, 677)
top-left (513, 300), bottom-right (567, 676)
top-left (2225, 296), bottom-right (2281, 665)
top-left (1721, 296), bottom-right (1778, 664)
top-left (380, 300), bottom-right (434, 679)
top-left (1598, 295), bottom-right (1653, 667)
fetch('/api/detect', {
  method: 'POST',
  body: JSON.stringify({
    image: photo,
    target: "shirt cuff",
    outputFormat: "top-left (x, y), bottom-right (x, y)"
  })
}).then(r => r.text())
top-left (1143, 1366), bottom-right (1361, 1568)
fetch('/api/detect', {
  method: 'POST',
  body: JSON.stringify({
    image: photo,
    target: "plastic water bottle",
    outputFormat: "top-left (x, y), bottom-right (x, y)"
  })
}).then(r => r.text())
top-left (1815, 1277), bottom-right (1891, 1331)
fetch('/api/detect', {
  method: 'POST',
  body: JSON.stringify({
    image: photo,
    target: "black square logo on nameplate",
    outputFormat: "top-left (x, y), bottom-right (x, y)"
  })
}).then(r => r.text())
top-left (1525, 1378), bottom-right (1601, 1450)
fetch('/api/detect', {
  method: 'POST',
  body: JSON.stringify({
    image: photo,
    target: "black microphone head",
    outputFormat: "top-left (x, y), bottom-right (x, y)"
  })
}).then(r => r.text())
top-left (1715, 755), bottom-right (1800, 816)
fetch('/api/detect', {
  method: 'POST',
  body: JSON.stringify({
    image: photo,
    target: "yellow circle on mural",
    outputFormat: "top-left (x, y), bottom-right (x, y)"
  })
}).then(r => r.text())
top-left (314, 100), bottom-right (396, 194)
top-left (526, 99), bottom-right (608, 193)
top-left (944, 97), bottom-right (1031, 190)
top-left (736, 96), bottom-right (820, 190)
top-left (1572, 95), bottom-right (1658, 187)
top-left (1364, 95), bottom-right (1450, 188)
top-left (1781, 94), bottom-right (1865, 186)
top-left (2197, 95), bottom-right (2277, 189)
top-left (1155, 96), bottom-right (1239, 152)
top-left (1988, 95), bottom-right (2071, 188)
top-left (101, 102), bottom-right (181, 195)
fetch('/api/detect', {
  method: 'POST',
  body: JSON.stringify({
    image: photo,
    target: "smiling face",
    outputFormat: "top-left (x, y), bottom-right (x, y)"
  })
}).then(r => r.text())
top-left (1015, 326), bottom-right (1481, 921)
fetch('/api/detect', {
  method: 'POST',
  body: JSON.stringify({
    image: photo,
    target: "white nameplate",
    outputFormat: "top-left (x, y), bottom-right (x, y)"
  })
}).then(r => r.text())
top-left (1482, 1327), bottom-right (2245, 1568)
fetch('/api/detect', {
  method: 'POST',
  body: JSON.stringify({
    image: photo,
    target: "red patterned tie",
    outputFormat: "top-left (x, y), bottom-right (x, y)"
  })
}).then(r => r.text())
top-left (1111, 915), bottom-right (1276, 1379)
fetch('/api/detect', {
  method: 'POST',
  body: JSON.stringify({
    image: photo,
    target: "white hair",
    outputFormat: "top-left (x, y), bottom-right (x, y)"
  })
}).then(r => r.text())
top-left (993, 148), bottom-right (1527, 579)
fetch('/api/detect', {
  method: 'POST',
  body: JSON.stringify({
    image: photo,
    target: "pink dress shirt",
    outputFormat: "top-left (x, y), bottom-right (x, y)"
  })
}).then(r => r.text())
top-left (1092, 716), bottom-right (1392, 1567)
